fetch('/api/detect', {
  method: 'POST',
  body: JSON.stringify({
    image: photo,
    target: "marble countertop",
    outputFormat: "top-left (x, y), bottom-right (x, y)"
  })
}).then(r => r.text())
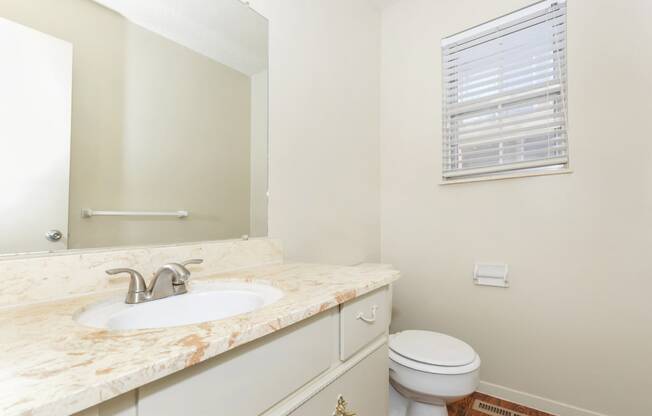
top-left (0, 262), bottom-right (399, 416)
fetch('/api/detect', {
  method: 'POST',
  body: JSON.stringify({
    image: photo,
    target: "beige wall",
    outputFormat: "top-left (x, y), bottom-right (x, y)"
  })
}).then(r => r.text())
top-left (250, 0), bottom-right (382, 265)
top-left (250, 70), bottom-right (269, 238)
top-left (381, 1), bottom-right (652, 415)
top-left (0, 0), bottom-right (252, 249)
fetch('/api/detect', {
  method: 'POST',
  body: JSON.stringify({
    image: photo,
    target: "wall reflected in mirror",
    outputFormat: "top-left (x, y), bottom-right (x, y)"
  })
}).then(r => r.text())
top-left (0, 0), bottom-right (268, 255)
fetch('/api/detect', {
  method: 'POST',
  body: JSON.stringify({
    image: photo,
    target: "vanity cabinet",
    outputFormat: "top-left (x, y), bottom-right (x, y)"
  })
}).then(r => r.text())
top-left (138, 311), bottom-right (335, 416)
top-left (288, 345), bottom-right (388, 416)
top-left (340, 288), bottom-right (389, 360)
top-left (76, 285), bottom-right (391, 416)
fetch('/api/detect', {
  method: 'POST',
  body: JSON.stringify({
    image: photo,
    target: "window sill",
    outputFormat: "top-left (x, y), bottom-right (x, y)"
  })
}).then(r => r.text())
top-left (439, 167), bottom-right (573, 185)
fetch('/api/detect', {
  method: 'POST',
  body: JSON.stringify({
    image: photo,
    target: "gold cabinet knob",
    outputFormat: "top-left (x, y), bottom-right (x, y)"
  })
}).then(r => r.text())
top-left (333, 395), bottom-right (356, 416)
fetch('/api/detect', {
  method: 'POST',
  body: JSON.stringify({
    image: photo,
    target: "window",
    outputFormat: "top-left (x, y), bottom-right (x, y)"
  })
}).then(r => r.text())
top-left (441, 0), bottom-right (568, 180)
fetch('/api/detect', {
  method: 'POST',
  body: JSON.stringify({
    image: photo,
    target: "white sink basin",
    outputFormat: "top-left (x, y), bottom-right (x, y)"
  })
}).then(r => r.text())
top-left (75, 281), bottom-right (284, 330)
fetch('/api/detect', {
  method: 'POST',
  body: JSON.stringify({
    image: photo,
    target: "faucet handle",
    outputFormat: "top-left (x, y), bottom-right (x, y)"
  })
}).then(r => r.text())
top-left (179, 259), bottom-right (203, 284)
top-left (180, 259), bottom-right (204, 267)
top-left (106, 268), bottom-right (147, 295)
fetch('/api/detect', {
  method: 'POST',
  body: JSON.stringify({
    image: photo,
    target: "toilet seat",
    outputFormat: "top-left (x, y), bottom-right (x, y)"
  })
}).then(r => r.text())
top-left (389, 349), bottom-right (481, 375)
top-left (389, 330), bottom-right (481, 375)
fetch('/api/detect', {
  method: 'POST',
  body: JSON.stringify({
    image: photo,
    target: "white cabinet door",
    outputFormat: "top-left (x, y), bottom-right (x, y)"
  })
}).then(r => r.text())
top-left (138, 311), bottom-right (335, 416)
top-left (73, 392), bottom-right (137, 416)
top-left (0, 17), bottom-right (72, 254)
top-left (289, 344), bottom-right (389, 416)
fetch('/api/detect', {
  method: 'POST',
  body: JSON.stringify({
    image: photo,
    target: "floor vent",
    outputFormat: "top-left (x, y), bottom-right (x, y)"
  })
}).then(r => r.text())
top-left (472, 399), bottom-right (528, 416)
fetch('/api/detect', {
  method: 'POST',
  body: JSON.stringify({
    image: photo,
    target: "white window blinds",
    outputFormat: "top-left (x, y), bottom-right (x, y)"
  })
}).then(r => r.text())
top-left (441, 0), bottom-right (568, 179)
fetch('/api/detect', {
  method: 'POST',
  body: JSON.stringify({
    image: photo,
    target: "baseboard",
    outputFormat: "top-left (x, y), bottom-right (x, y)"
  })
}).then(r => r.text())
top-left (478, 381), bottom-right (609, 416)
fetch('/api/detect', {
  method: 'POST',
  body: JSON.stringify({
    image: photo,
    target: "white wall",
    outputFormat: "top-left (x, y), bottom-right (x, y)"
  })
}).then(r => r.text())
top-left (381, 1), bottom-right (652, 415)
top-left (250, 0), bottom-right (381, 265)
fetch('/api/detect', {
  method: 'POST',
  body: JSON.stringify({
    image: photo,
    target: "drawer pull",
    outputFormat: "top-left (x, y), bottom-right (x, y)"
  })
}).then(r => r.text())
top-left (333, 395), bottom-right (356, 416)
top-left (356, 305), bottom-right (378, 324)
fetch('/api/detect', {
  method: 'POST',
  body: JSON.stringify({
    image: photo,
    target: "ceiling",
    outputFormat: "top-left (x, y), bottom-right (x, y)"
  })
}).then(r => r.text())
top-left (93, 0), bottom-right (268, 76)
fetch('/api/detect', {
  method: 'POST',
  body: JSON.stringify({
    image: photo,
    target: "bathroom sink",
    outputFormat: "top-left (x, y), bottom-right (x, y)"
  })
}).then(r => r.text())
top-left (74, 281), bottom-right (284, 330)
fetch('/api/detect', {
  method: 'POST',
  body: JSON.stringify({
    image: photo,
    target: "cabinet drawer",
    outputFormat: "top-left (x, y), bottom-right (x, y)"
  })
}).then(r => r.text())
top-left (138, 310), bottom-right (335, 416)
top-left (289, 344), bottom-right (388, 416)
top-left (339, 287), bottom-right (389, 361)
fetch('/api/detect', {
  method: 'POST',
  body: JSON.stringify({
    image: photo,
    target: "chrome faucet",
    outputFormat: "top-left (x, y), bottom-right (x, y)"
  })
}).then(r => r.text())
top-left (106, 259), bottom-right (204, 304)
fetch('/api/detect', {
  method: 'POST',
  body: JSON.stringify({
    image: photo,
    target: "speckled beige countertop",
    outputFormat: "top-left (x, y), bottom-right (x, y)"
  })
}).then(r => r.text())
top-left (0, 262), bottom-right (399, 416)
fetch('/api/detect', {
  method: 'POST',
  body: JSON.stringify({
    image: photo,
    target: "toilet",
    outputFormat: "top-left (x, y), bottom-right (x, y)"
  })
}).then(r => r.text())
top-left (388, 330), bottom-right (481, 416)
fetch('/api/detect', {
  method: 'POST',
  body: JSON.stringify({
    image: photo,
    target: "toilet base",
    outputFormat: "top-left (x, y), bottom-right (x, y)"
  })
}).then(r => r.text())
top-left (407, 401), bottom-right (448, 416)
top-left (390, 384), bottom-right (448, 416)
top-left (389, 384), bottom-right (408, 416)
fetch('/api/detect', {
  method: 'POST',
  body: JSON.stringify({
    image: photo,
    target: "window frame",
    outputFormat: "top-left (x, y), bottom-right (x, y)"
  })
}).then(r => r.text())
top-left (440, 0), bottom-right (569, 183)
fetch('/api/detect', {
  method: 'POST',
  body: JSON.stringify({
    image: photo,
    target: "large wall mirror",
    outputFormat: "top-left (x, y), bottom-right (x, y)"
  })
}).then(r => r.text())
top-left (0, 0), bottom-right (268, 255)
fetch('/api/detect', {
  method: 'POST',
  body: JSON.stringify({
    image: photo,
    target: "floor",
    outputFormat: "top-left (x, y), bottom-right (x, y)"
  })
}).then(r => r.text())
top-left (447, 392), bottom-right (556, 416)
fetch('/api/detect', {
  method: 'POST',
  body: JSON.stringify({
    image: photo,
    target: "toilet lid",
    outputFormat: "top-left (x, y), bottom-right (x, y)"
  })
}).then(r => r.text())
top-left (389, 330), bottom-right (476, 367)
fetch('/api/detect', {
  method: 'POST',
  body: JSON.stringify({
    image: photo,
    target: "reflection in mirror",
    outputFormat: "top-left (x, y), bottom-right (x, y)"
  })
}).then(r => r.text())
top-left (0, 0), bottom-right (268, 255)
